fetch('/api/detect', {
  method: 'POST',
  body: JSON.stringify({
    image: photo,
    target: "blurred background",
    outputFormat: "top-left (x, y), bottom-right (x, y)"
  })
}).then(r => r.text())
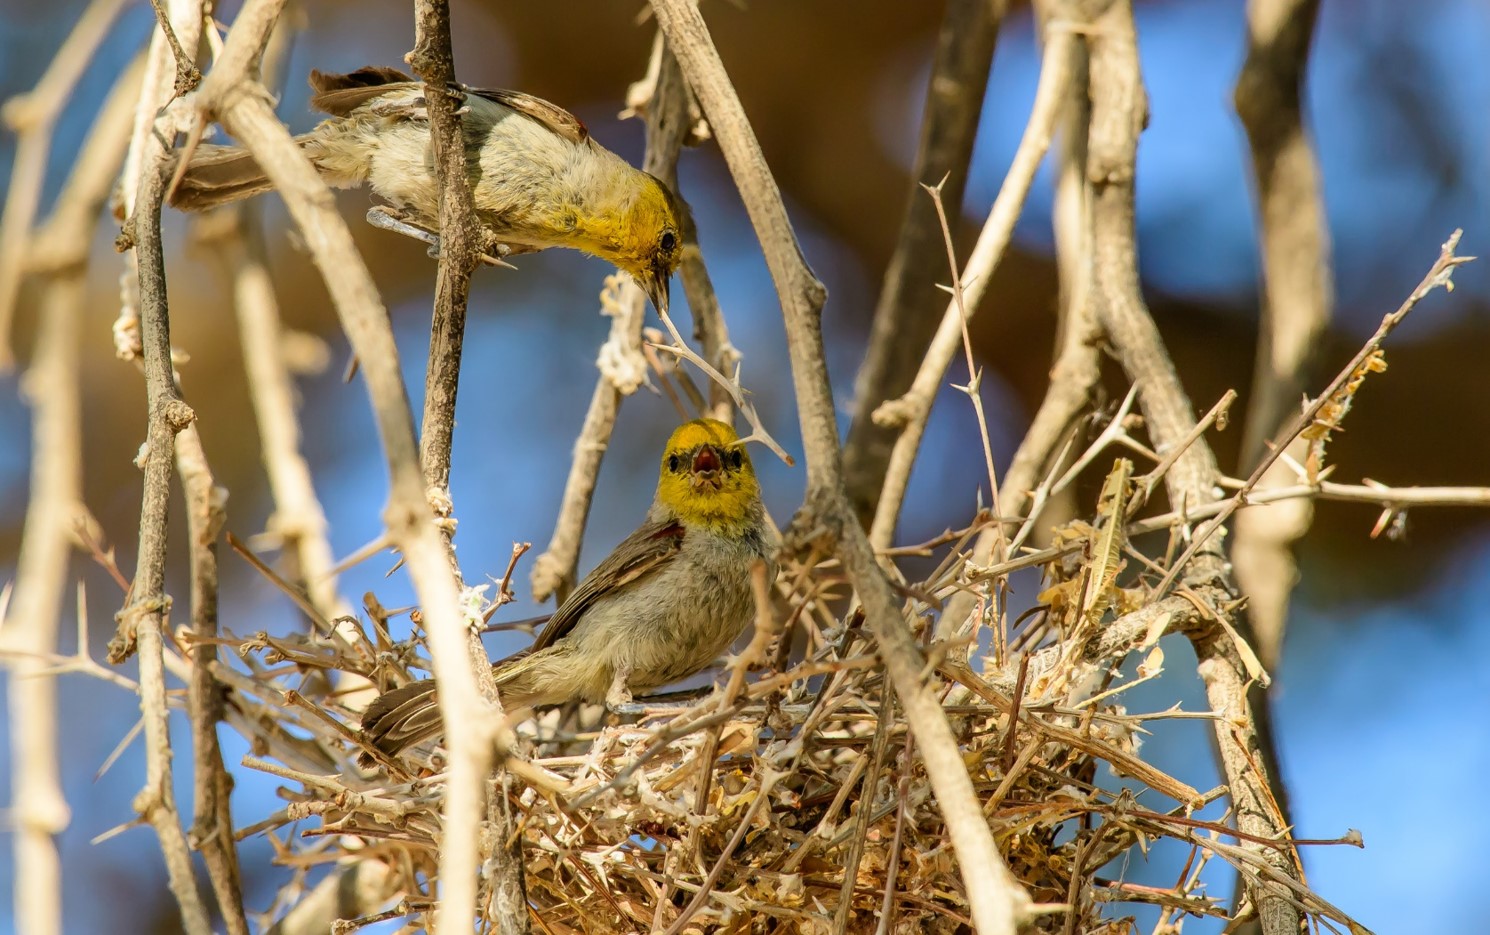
top-left (0, 0), bottom-right (1486, 931)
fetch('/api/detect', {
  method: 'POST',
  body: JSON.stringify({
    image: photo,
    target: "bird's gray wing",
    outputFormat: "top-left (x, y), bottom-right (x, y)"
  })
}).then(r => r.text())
top-left (529, 517), bottom-right (684, 653)
top-left (464, 87), bottom-right (589, 144)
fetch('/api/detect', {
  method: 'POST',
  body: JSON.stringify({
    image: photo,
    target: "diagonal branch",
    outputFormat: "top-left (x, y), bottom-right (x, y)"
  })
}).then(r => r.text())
top-left (189, 1), bottom-right (507, 929)
top-left (868, 17), bottom-right (1081, 551)
top-left (649, 2), bottom-right (1033, 932)
top-left (1085, 3), bottom-right (1301, 932)
top-left (842, 0), bottom-right (1003, 522)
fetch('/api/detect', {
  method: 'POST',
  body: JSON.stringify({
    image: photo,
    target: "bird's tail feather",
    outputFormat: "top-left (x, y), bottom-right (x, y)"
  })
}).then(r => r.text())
top-left (167, 134), bottom-right (317, 211)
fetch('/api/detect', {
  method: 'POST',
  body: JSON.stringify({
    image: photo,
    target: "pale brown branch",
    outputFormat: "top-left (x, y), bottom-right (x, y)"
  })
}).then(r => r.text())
top-left (406, 1), bottom-right (523, 928)
top-left (869, 20), bottom-right (1081, 550)
top-left (190, 2), bottom-right (504, 929)
top-left (109, 2), bottom-right (212, 930)
top-left (1231, 0), bottom-right (1331, 671)
top-left (1085, 3), bottom-right (1300, 930)
top-left (939, 4), bottom-right (1100, 651)
top-left (649, 1), bottom-right (1033, 931)
top-left (0, 0), bottom-right (130, 367)
top-left (843, 0), bottom-right (1004, 521)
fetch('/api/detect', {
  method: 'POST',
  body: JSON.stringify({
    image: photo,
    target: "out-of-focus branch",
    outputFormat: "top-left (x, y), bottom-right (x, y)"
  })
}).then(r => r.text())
top-left (0, 46), bottom-right (141, 935)
top-left (0, 57), bottom-right (139, 928)
top-left (649, 2), bottom-right (1032, 933)
top-left (1084, 4), bottom-right (1300, 932)
top-left (0, 0), bottom-right (129, 367)
top-left (189, 1), bottom-right (505, 930)
top-left (530, 33), bottom-right (698, 605)
top-left (869, 20), bottom-right (1080, 551)
top-left (842, 0), bottom-right (1003, 522)
top-left (940, 0), bottom-right (1099, 648)
top-left (1231, 0), bottom-right (1330, 670)
top-left (407, 1), bottom-right (524, 929)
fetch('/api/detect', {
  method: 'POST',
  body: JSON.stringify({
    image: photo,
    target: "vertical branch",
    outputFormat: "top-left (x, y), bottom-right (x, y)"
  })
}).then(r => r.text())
top-left (1084, 4), bottom-right (1301, 933)
top-left (175, 423), bottom-right (246, 935)
top-left (648, 3), bottom-right (1032, 933)
top-left (0, 0), bottom-right (130, 366)
top-left (409, 0), bottom-right (490, 568)
top-left (407, 2), bottom-right (525, 930)
top-left (868, 21), bottom-right (1080, 550)
top-left (3, 57), bottom-right (141, 932)
top-left (939, 0), bottom-right (1100, 645)
top-left (843, 0), bottom-right (1003, 522)
top-left (1231, 0), bottom-right (1331, 669)
top-left (530, 31), bottom-right (698, 604)
top-left (106, 1), bottom-right (212, 931)
top-left (191, 2), bottom-right (506, 931)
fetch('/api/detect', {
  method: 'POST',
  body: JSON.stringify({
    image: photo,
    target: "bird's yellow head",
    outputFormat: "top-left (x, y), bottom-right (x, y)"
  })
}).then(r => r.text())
top-left (656, 419), bottom-right (761, 535)
top-left (582, 172), bottom-right (688, 315)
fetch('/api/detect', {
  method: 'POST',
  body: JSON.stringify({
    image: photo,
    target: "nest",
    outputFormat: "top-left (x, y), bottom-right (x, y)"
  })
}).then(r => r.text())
top-left (217, 463), bottom-right (1366, 935)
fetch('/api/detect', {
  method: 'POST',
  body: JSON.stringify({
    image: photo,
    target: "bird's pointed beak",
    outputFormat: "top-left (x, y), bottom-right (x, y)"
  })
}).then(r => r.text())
top-left (690, 445), bottom-right (722, 490)
top-left (640, 267), bottom-right (670, 316)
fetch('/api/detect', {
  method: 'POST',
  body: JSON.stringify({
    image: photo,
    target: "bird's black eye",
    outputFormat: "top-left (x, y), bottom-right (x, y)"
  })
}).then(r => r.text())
top-left (660, 230), bottom-right (677, 253)
top-left (727, 448), bottom-right (743, 469)
top-left (667, 454), bottom-right (681, 472)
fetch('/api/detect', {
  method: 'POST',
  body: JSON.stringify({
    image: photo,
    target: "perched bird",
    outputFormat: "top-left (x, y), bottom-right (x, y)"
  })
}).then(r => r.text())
top-left (362, 418), bottom-right (773, 759)
top-left (169, 66), bottom-right (687, 312)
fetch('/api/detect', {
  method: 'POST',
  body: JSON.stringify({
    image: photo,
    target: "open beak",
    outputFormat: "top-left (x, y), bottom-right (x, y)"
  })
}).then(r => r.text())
top-left (689, 445), bottom-right (722, 491)
top-left (641, 267), bottom-right (670, 316)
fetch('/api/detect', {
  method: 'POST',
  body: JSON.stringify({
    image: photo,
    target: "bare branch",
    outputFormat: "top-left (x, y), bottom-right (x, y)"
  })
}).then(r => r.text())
top-left (843, 0), bottom-right (1004, 520)
top-left (869, 19), bottom-right (1081, 550)
top-left (109, 0), bottom-right (212, 929)
top-left (189, 1), bottom-right (506, 928)
top-left (406, 1), bottom-right (524, 928)
top-left (649, 1), bottom-right (1033, 931)
top-left (1231, 0), bottom-right (1330, 670)
top-left (0, 0), bottom-right (130, 367)
top-left (1085, 3), bottom-right (1301, 930)
top-left (530, 32), bottom-right (699, 605)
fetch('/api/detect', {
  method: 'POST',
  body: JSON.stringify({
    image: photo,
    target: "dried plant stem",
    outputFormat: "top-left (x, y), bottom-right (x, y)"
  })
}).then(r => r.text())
top-left (192, 0), bottom-right (504, 929)
top-left (218, 216), bottom-right (349, 620)
top-left (650, 1), bottom-right (1032, 931)
top-left (0, 0), bottom-right (129, 366)
top-left (1085, 3), bottom-right (1299, 931)
top-left (843, 0), bottom-right (1003, 520)
top-left (530, 31), bottom-right (697, 605)
top-left (1231, 0), bottom-right (1330, 669)
top-left (869, 20), bottom-right (1080, 550)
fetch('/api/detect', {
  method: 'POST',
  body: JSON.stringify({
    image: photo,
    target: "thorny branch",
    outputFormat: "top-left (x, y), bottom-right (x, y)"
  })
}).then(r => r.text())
top-left (869, 13), bottom-right (1081, 552)
top-left (187, 0), bottom-right (507, 929)
top-left (529, 34), bottom-right (702, 605)
top-left (650, 1), bottom-right (1033, 933)
top-left (1086, 3), bottom-right (1301, 931)
top-left (843, 0), bottom-right (1003, 522)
